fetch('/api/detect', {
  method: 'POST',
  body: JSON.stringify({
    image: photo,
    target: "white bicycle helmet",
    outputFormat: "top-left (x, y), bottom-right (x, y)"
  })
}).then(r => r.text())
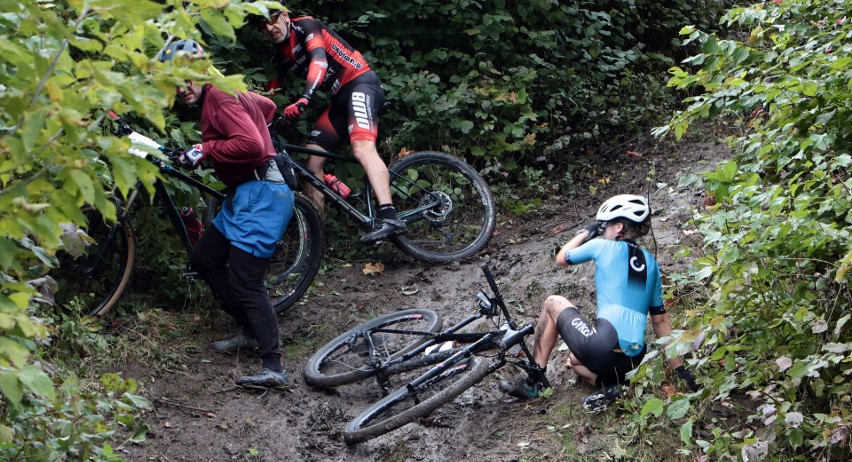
top-left (596, 194), bottom-right (650, 223)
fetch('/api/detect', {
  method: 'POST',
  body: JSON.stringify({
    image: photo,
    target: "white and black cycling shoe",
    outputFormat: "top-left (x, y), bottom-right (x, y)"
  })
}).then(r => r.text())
top-left (582, 385), bottom-right (621, 413)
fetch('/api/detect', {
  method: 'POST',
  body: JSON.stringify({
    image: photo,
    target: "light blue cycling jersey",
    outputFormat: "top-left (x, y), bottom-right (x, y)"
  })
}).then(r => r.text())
top-left (566, 239), bottom-right (663, 356)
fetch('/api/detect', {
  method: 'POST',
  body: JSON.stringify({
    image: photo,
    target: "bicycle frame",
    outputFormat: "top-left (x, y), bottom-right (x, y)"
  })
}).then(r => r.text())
top-left (361, 265), bottom-right (551, 392)
top-left (279, 143), bottom-right (446, 231)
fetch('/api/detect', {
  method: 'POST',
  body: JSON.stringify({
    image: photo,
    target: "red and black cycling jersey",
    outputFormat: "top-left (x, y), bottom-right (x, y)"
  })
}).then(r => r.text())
top-left (274, 16), bottom-right (372, 102)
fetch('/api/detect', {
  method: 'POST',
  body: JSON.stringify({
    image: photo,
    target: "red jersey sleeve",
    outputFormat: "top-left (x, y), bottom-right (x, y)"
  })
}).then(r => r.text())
top-left (298, 18), bottom-right (329, 102)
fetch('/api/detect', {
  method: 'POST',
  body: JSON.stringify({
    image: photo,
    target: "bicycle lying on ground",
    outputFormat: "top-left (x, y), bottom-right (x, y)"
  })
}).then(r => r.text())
top-left (303, 264), bottom-right (550, 444)
top-left (269, 118), bottom-right (496, 263)
top-left (53, 112), bottom-right (325, 317)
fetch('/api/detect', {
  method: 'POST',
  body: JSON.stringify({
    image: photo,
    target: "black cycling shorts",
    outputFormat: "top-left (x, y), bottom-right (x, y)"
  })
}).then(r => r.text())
top-left (307, 71), bottom-right (385, 152)
top-left (556, 307), bottom-right (645, 386)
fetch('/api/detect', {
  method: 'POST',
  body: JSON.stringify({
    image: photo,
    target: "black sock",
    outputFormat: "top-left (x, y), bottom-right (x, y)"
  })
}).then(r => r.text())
top-left (378, 203), bottom-right (397, 220)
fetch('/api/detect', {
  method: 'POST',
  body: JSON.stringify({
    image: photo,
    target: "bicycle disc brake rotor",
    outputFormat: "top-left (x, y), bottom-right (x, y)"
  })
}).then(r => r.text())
top-left (421, 191), bottom-right (453, 226)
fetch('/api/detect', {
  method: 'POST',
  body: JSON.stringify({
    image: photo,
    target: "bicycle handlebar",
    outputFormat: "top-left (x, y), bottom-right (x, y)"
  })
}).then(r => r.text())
top-left (107, 111), bottom-right (181, 162)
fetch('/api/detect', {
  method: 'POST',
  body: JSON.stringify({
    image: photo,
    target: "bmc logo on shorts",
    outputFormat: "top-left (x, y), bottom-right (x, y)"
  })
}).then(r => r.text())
top-left (351, 92), bottom-right (372, 130)
top-left (571, 318), bottom-right (594, 337)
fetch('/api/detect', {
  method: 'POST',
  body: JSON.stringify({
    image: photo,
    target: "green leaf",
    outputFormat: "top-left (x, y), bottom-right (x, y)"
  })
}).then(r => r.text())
top-left (641, 397), bottom-right (665, 417)
top-left (0, 238), bottom-right (19, 271)
top-left (787, 360), bottom-right (810, 379)
top-left (680, 419), bottom-right (693, 446)
top-left (0, 372), bottom-right (24, 405)
top-left (0, 337), bottom-right (31, 368)
top-left (667, 397), bottom-right (691, 419)
top-left (0, 424), bottom-right (13, 443)
top-left (67, 170), bottom-right (96, 205)
top-left (125, 393), bottom-right (152, 409)
top-left (22, 107), bottom-right (48, 152)
top-left (18, 365), bottom-right (56, 400)
top-left (200, 10), bottom-right (235, 41)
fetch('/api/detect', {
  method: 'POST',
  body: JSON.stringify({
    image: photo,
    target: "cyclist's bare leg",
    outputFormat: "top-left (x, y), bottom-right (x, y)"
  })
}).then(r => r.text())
top-left (351, 139), bottom-right (391, 205)
top-left (531, 295), bottom-right (574, 369)
top-left (304, 143), bottom-right (327, 213)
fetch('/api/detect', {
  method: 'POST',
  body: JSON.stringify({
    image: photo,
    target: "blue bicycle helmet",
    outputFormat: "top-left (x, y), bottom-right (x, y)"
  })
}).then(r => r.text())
top-left (157, 39), bottom-right (204, 63)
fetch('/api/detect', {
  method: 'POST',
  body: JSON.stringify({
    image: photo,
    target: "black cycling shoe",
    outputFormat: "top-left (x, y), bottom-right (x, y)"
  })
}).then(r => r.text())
top-left (235, 368), bottom-right (290, 389)
top-left (582, 385), bottom-right (621, 412)
top-left (209, 332), bottom-right (258, 352)
top-left (360, 219), bottom-right (407, 242)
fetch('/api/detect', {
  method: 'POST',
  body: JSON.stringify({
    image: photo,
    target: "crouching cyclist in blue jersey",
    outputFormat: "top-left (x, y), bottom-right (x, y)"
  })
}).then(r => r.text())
top-left (500, 194), bottom-right (698, 411)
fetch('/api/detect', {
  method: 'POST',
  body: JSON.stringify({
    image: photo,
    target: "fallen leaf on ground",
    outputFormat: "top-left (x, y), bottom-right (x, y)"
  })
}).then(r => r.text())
top-left (550, 224), bottom-right (568, 234)
top-left (627, 150), bottom-right (642, 158)
top-left (363, 262), bottom-right (384, 275)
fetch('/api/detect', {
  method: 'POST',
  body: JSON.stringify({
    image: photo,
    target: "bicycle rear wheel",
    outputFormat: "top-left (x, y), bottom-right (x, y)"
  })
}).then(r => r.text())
top-left (343, 355), bottom-right (492, 444)
top-left (389, 151), bottom-right (496, 263)
top-left (303, 309), bottom-right (442, 388)
top-left (268, 193), bottom-right (325, 314)
top-left (54, 206), bottom-right (136, 317)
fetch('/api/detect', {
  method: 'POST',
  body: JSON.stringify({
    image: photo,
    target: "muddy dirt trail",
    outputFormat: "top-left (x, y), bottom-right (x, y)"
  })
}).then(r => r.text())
top-left (118, 136), bottom-right (728, 461)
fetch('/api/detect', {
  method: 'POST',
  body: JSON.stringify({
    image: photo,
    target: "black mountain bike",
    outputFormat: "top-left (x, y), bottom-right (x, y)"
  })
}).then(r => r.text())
top-left (303, 264), bottom-right (550, 444)
top-left (270, 119), bottom-right (496, 264)
top-left (53, 113), bottom-right (325, 317)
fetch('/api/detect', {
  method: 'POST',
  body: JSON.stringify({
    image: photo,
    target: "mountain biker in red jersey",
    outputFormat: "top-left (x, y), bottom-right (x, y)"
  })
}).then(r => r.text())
top-left (500, 195), bottom-right (699, 411)
top-left (158, 39), bottom-right (293, 389)
top-left (250, 8), bottom-right (403, 242)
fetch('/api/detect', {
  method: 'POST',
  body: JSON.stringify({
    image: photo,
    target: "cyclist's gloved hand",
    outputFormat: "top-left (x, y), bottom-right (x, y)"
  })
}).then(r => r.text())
top-left (283, 97), bottom-right (309, 123)
top-left (178, 144), bottom-right (204, 169)
top-left (578, 223), bottom-right (601, 241)
top-left (676, 365), bottom-right (699, 392)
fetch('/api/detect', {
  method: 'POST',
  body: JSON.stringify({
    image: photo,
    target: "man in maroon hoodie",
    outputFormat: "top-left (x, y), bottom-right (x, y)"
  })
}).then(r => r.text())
top-left (158, 39), bottom-right (292, 388)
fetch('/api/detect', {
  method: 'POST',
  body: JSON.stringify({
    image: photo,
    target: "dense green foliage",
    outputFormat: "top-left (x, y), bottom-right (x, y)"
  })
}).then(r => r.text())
top-left (633, 0), bottom-right (850, 460)
top-left (223, 0), bottom-right (734, 171)
top-left (0, 1), bottom-right (270, 458)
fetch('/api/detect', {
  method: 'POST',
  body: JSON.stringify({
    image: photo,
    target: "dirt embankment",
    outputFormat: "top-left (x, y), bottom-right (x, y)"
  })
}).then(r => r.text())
top-left (120, 137), bottom-right (728, 461)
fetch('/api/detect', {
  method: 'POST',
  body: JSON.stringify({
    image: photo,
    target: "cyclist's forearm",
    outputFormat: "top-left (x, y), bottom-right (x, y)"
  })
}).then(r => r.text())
top-left (555, 233), bottom-right (588, 266)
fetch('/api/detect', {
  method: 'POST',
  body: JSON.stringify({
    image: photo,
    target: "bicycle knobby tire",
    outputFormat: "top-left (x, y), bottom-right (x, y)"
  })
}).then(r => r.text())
top-left (54, 206), bottom-right (136, 317)
top-left (389, 151), bottom-right (496, 263)
top-left (269, 193), bottom-right (325, 314)
top-left (303, 309), bottom-right (442, 388)
top-left (343, 355), bottom-right (492, 444)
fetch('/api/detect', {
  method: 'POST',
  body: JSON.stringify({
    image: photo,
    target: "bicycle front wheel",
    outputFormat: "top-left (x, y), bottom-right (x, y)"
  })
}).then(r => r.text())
top-left (303, 309), bottom-right (442, 389)
top-left (389, 151), bottom-right (496, 263)
top-left (54, 206), bottom-right (136, 317)
top-left (343, 355), bottom-right (491, 444)
top-left (268, 193), bottom-right (325, 315)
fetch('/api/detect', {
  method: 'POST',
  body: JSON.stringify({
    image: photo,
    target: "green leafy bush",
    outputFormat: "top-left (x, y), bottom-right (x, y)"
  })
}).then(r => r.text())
top-left (0, 1), bottom-right (268, 459)
top-left (642, 0), bottom-right (851, 459)
top-left (223, 0), bottom-right (733, 176)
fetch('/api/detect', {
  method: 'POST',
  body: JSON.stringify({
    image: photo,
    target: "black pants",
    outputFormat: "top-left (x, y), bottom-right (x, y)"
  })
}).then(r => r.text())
top-left (190, 225), bottom-right (281, 370)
